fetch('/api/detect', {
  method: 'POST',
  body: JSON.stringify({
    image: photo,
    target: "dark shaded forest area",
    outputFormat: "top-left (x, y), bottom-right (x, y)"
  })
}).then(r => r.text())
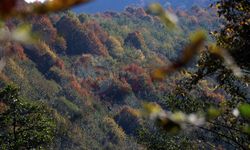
top-left (0, 0), bottom-right (249, 149)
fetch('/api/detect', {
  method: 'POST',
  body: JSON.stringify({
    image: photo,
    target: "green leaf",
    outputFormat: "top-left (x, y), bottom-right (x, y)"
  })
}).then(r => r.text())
top-left (239, 103), bottom-right (250, 118)
top-left (207, 107), bottom-right (221, 120)
top-left (242, 124), bottom-right (250, 134)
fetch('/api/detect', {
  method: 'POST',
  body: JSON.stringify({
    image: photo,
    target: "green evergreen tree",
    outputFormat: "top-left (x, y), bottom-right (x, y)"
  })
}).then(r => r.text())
top-left (0, 85), bottom-right (56, 150)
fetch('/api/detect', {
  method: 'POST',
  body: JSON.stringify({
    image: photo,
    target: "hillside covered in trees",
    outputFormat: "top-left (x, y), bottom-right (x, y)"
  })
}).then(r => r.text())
top-left (0, 0), bottom-right (249, 149)
top-left (73, 0), bottom-right (212, 13)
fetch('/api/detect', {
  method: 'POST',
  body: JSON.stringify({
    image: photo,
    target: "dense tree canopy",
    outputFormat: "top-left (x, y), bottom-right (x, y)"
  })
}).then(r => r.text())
top-left (0, 0), bottom-right (249, 149)
top-left (0, 85), bottom-right (56, 149)
top-left (216, 0), bottom-right (250, 69)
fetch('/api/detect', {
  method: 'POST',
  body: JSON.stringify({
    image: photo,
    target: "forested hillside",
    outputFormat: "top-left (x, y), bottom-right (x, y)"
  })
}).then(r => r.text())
top-left (73, 0), bottom-right (211, 13)
top-left (0, 0), bottom-right (249, 149)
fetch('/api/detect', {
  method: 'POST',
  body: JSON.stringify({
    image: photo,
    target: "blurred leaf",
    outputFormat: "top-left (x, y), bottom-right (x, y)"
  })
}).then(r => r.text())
top-left (147, 3), bottom-right (178, 28)
top-left (151, 30), bottom-right (206, 81)
top-left (179, 30), bottom-right (207, 65)
top-left (150, 65), bottom-right (174, 81)
top-left (143, 102), bottom-right (164, 119)
top-left (0, 0), bottom-right (92, 19)
top-left (187, 113), bottom-right (205, 126)
top-left (232, 108), bottom-right (240, 117)
top-left (34, 0), bottom-right (92, 14)
top-left (0, 27), bottom-right (10, 41)
top-left (238, 103), bottom-right (250, 118)
top-left (143, 102), bottom-right (206, 134)
top-left (0, 0), bottom-right (17, 18)
top-left (207, 107), bottom-right (221, 120)
top-left (209, 44), bottom-right (242, 77)
top-left (0, 23), bottom-right (36, 72)
top-left (0, 24), bottom-right (37, 44)
top-left (171, 112), bottom-right (186, 123)
top-left (143, 102), bottom-right (181, 133)
top-left (156, 117), bottom-right (181, 134)
top-left (242, 124), bottom-right (250, 134)
top-left (215, 3), bottom-right (221, 9)
top-left (12, 24), bottom-right (37, 44)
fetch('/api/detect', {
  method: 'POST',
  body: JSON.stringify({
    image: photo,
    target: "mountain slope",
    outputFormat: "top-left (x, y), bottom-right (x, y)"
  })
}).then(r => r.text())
top-left (0, 6), bottom-right (227, 149)
top-left (73, 0), bottom-right (212, 13)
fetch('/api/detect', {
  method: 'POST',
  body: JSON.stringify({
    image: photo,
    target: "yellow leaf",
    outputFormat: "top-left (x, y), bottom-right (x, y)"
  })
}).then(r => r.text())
top-left (12, 24), bottom-right (35, 44)
top-left (148, 3), bottom-right (178, 28)
top-left (151, 65), bottom-right (174, 81)
top-left (180, 29), bottom-right (207, 64)
top-left (143, 102), bottom-right (162, 115)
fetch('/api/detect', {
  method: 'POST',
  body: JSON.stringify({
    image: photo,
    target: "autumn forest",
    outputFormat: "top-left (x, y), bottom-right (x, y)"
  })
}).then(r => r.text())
top-left (0, 0), bottom-right (249, 149)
